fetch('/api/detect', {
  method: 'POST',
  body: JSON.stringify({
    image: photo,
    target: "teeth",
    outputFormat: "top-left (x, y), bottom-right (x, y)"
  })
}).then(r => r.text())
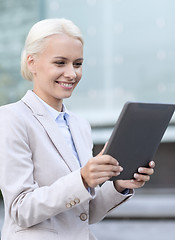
top-left (59, 82), bottom-right (73, 87)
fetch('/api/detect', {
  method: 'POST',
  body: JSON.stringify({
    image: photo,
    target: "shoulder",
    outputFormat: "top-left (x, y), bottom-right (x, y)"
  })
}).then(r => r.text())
top-left (0, 102), bottom-right (30, 144)
top-left (0, 100), bottom-right (30, 127)
top-left (0, 101), bottom-right (21, 117)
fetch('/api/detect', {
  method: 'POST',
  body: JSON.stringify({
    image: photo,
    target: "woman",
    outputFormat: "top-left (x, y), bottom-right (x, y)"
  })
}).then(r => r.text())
top-left (0, 18), bottom-right (154, 240)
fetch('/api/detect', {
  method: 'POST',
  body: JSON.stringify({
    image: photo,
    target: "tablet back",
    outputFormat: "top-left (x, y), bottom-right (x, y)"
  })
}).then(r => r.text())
top-left (104, 102), bottom-right (175, 180)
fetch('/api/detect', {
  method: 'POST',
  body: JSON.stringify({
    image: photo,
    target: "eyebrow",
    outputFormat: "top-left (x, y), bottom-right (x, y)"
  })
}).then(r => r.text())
top-left (53, 56), bottom-right (84, 61)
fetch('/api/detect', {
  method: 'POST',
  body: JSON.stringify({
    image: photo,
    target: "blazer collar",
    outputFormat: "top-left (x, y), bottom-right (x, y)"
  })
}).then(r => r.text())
top-left (21, 90), bottom-right (81, 172)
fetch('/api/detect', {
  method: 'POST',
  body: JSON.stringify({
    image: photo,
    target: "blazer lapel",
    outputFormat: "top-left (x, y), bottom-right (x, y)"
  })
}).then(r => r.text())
top-left (21, 90), bottom-right (80, 172)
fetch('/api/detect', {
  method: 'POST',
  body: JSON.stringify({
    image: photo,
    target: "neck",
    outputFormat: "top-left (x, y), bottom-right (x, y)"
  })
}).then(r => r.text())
top-left (33, 90), bottom-right (63, 112)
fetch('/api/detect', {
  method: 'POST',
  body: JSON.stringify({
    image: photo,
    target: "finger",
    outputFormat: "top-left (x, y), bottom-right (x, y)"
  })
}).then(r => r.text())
top-left (95, 155), bottom-right (119, 166)
top-left (102, 155), bottom-right (120, 166)
top-left (88, 171), bottom-right (121, 188)
top-left (97, 142), bottom-right (108, 156)
top-left (92, 170), bottom-right (121, 179)
top-left (149, 161), bottom-right (155, 168)
top-left (90, 164), bottom-right (123, 173)
top-left (116, 179), bottom-right (145, 189)
top-left (134, 173), bottom-right (150, 182)
top-left (130, 179), bottom-right (145, 188)
top-left (138, 167), bottom-right (154, 176)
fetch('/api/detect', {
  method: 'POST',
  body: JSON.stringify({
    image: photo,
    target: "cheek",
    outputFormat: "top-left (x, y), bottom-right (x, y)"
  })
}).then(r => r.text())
top-left (48, 67), bottom-right (63, 79)
top-left (76, 69), bottom-right (82, 80)
top-left (74, 71), bottom-right (82, 88)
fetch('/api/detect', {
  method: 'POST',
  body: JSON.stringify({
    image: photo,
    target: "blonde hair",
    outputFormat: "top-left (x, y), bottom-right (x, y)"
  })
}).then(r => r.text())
top-left (21, 18), bottom-right (83, 81)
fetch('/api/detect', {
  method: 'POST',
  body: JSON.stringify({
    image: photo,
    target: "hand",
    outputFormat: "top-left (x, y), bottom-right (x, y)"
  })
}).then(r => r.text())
top-left (81, 144), bottom-right (123, 188)
top-left (114, 161), bottom-right (155, 193)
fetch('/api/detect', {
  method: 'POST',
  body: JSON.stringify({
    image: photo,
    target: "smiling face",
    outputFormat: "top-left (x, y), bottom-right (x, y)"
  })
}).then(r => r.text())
top-left (27, 34), bottom-right (83, 111)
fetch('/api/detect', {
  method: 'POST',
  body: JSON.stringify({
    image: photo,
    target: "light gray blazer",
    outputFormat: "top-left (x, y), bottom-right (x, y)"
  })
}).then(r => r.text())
top-left (0, 90), bottom-right (132, 240)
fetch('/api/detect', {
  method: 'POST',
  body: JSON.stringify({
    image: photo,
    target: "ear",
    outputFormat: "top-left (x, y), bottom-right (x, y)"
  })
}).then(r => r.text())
top-left (27, 54), bottom-right (36, 74)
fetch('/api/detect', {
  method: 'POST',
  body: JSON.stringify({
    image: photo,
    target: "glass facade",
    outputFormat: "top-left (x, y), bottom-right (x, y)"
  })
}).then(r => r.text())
top-left (0, 0), bottom-right (39, 104)
top-left (0, 0), bottom-right (175, 126)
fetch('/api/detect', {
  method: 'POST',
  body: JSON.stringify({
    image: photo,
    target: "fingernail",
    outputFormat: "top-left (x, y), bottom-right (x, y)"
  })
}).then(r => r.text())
top-left (150, 161), bottom-right (155, 167)
top-left (120, 167), bottom-right (123, 171)
top-left (134, 173), bottom-right (138, 178)
top-left (138, 167), bottom-right (143, 173)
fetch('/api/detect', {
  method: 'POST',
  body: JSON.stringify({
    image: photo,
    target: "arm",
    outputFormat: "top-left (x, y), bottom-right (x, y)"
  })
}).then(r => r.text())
top-left (80, 146), bottom-right (132, 224)
top-left (88, 181), bottom-right (133, 224)
top-left (81, 144), bottom-right (155, 223)
top-left (0, 108), bottom-right (92, 228)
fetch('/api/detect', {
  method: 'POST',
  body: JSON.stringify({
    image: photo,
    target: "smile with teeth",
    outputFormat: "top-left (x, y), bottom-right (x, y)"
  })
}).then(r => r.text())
top-left (56, 81), bottom-right (75, 89)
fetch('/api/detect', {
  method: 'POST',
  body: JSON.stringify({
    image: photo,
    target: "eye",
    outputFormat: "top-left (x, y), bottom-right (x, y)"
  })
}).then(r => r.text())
top-left (54, 61), bottom-right (66, 66)
top-left (73, 62), bottom-right (83, 68)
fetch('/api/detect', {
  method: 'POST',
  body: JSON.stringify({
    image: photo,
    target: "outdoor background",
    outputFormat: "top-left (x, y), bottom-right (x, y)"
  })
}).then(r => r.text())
top-left (0, 0), bottom-right (175, 239)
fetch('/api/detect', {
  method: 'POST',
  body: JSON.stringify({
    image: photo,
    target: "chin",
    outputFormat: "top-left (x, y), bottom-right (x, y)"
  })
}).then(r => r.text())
top-left (60, 93), bottom-right (73, 99)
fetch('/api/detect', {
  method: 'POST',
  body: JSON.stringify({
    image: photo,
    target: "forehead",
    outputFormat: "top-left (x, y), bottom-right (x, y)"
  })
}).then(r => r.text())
top-left (41, 34), bottom-right (83, 59)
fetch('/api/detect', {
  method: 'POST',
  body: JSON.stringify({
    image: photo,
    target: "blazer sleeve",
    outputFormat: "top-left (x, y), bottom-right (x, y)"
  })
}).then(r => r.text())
top-left (0, 107), bottom-right (93, 228)
top-left (89, 182), bottom-right (133, 224)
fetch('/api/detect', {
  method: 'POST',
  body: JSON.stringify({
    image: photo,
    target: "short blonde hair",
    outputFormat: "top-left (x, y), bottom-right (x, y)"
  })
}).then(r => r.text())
top-left (21, 18), bottom-right (83, 81)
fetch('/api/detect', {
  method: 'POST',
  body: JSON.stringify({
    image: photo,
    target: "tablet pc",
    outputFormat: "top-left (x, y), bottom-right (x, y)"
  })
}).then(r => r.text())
top-left (104, 102), bottom-right (175, 181)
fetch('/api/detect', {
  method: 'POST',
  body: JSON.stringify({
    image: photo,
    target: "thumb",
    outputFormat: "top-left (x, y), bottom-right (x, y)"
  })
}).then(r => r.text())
top-left (97, 141), bottom-right (108, 156)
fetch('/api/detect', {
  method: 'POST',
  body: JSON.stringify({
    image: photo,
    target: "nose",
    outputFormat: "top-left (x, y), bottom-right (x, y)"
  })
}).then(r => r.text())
top-left (64, 64), bottom-right (76, 80)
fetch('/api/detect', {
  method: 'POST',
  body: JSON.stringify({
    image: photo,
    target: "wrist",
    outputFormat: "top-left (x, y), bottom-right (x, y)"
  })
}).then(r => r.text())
top-left (80, 168), bottom-right (89, 189)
